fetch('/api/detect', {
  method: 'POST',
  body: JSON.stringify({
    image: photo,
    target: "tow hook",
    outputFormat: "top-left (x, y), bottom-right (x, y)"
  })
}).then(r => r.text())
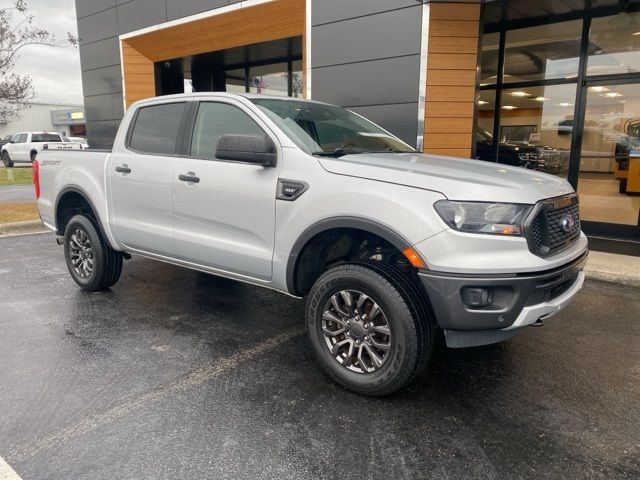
top-left (530, 319), bottom-right (544, 327)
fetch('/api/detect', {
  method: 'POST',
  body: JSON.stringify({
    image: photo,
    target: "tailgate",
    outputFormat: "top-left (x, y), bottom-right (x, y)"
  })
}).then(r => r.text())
top-left (43, 142), bottom-right (82, 151)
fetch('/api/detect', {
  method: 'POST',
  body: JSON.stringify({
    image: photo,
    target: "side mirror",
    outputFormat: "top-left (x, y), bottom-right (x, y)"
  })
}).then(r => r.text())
top-left (215, 134), bottom-right (277, 167)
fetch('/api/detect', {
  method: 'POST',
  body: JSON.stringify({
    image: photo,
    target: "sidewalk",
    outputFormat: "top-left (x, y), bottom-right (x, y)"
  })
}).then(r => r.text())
top-left (0, 219), bottom-right (47, 237)
top-left (585, 250), bottom-right (640, 288)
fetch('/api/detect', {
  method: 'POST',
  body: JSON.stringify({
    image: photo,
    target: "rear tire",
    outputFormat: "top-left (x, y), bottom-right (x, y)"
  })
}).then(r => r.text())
top-left (2, 151), bottom-right (13, 167)
top-left (305, 262), bottom-right (433, 396)
top-left (63, 214), bottom-right (123, 292)
top-left (30, 151), bottom-right (37, 163)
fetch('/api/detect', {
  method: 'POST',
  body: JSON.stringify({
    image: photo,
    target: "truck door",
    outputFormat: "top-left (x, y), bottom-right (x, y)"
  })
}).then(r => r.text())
top-left (171, 100), bottom-right (280, 280)
top-left (107, 101), bottom-right (187, 257)
top-left (13, 133), bottom-right (29, 161)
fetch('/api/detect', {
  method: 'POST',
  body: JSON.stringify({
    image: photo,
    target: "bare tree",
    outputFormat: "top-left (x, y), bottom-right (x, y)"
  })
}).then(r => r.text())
top-left (0, 0), bottom-right (77, 125)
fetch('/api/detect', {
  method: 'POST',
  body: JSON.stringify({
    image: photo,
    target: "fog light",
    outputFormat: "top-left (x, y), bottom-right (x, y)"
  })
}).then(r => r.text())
top-left (461, 287), bottom-right (493, 309)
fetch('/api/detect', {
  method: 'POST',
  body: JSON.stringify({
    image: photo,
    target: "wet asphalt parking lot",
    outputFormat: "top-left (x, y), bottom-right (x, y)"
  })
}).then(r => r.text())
top-left (0, 232), bottom-right (639, 479)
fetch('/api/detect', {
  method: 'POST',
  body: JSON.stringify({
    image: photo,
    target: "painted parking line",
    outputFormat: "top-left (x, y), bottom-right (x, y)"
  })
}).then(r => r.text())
top-left (9, 326), bottom-right (304, 462)
top-left (0, 457), bottom-right (22, 480)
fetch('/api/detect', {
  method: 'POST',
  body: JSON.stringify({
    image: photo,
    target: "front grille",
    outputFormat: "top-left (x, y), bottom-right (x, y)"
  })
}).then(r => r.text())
top-left (527, 194), bottom-right (580, 257)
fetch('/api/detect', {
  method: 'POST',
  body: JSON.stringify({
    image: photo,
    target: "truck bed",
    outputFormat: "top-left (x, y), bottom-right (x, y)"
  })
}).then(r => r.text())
top-left (36, 149), bottom-right (112, 235)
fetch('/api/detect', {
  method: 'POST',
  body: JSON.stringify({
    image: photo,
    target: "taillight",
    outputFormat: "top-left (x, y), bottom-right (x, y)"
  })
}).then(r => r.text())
top-left (33, 159), bottom-right (40, 199)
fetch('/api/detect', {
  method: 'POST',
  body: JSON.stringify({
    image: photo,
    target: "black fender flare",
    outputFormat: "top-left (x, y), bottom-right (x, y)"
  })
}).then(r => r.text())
top-left (54, 185), bottom-right (104, 237)
top-left (285, 216), bottom-right (414, 295)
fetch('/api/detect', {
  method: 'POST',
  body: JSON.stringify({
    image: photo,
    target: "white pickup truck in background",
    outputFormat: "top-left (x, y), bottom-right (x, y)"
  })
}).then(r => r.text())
top-left (1, 131), bottom-right (81, 167)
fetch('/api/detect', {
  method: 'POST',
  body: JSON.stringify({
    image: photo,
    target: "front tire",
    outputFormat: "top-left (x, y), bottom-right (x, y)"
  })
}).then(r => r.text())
top-left (64, 214), bottom-right (123, 291)
top-left (306, 263), bottom-right (433, 396)
top-left (2, 151), bottom-right (13, 167)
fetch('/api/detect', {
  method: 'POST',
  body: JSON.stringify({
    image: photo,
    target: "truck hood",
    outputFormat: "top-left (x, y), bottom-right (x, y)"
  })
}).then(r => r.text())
top-left (318, 152), bottom-right (573, 204)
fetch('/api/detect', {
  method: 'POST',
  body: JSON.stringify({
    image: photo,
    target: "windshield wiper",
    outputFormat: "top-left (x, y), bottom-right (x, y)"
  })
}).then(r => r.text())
top-left (312, 147), bottom-right (415, 157)
top-left (365, 148), bottom-right (416, 154)
top-left (311, 148), bottom-right (363, 158)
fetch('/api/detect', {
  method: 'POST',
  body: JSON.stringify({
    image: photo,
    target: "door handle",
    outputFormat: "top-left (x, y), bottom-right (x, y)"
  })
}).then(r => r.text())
top-left (115, 165), bottom-right (131, 173)
top-left (178, 173), bottom-right (200, 183)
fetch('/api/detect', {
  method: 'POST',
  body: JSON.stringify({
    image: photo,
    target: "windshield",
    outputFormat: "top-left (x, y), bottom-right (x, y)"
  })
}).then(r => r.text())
top-left (250, 98), bottom-right (415, 156)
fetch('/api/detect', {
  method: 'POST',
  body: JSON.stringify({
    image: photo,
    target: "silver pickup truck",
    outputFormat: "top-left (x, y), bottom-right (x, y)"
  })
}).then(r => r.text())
top-left (35, 93), bottom-right (588, 395)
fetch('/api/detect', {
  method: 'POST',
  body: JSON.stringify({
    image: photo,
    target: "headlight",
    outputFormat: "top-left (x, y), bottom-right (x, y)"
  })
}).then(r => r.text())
top-left (434, 200), bottom-right (532, 236)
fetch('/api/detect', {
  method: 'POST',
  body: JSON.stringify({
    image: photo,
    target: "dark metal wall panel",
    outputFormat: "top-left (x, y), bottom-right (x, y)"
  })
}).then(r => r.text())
top-left (81, 66), bottom-right (123, 97)
top-left (312, 7), bottom-right (422, 67)
top-left (116, 0), bottom-right (168, 35)
top-left (75, 0), bottom-right (116, 20)
top-left (348, 103), bottom-right (420, 147)
top-left (85, 120), bottom-right (121, 148)
top-left (312, 55), bottom-right (420, 107)
top-left (166, 0), bottom-right (227, 20)
top-left (78, 36), bottom-right (121, 71)
top-left (311, 2), bottom-right (423, 147)
top-left (84, 93), bottom-right (125, 122)
top-left (77, 7), bottom-right (118, 45)
top-left (311, 0), bottom-right (418, 26)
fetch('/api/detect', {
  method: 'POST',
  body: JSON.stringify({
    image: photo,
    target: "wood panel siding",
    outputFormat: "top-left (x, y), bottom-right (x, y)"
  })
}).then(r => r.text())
top-left (122, 42), bottom-right (155, 107)
top-left (423, 2), bottom-right (480, 158)
top-left (121, 0), bottom-right (305, 108)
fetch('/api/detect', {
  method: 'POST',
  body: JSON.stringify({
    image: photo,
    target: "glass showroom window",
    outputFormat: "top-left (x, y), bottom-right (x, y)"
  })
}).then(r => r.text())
top-left (291, 60), bottom-right (303, 98)
top-left (249, 63), bottom-right (288, 96)
top-left (587, 12), bottom-right (640, 76)
top-left (474, 90), bottom-right (496, 160)
top-left (477, 8), bottom-right (640, 236)
top-left (578, 83), bottom-right (640, 225)
top-left (497, 84), bottom-right (577, 177)
top-left (503, 20), bottom-right (583, 83)
top-left (225, 68), bottom-right (246, 94)
top-left (479, 32), bottom-right (500, 86)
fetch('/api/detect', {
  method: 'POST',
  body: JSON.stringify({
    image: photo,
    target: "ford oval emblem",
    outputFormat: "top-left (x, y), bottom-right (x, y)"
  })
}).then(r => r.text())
top-left (560, 214), bottom-right (576, 233)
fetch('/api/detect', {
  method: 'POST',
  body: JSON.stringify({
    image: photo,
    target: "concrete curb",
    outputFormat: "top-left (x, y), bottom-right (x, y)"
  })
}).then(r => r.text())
top-left (585, 251), bottom-right (640, 288)
top-left (0, 219), bottom-right (48, 237)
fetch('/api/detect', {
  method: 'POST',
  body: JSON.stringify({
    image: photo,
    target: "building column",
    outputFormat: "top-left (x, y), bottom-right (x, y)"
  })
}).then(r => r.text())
top-left (422, 2), bottom-right (481, 158)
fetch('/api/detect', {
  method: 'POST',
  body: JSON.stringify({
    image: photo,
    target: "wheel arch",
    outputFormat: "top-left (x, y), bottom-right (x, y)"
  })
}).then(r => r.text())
top-left (54, 186), bottom-right (105, 238)
top-left (285, 217), bottom-right (415, 296)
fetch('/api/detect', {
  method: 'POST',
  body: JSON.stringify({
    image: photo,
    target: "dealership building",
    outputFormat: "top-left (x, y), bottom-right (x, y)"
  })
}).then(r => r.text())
top-left (75, 0), bottom-right (640, 245)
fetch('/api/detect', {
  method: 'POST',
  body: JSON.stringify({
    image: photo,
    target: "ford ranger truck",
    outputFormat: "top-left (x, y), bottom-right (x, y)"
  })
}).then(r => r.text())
top-left (35, 93), bottom-right (587, 396)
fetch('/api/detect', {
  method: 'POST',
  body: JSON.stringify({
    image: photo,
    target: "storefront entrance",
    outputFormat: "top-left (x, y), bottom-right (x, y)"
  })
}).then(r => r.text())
top-left (155, 37), bottom-right (303, 99)
top-left (476, 4), bottom-right (640, 242)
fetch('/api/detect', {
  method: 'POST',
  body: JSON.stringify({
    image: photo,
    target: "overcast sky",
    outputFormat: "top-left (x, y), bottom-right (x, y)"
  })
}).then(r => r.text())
top-left (13, 0), bottom-right (83, 105)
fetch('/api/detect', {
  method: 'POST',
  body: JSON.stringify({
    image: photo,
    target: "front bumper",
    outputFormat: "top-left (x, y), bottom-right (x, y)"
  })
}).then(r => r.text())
top-left (418, 252), bottom-right (587, 347)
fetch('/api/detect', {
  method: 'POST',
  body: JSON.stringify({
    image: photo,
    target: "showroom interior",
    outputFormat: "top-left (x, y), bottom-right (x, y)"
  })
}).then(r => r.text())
top-left (476, 0), bottom-right (640, 243)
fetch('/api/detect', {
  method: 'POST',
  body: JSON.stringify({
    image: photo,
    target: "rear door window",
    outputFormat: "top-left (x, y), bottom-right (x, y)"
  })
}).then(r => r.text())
top-left (128, 102), bottom-right (186, 155)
